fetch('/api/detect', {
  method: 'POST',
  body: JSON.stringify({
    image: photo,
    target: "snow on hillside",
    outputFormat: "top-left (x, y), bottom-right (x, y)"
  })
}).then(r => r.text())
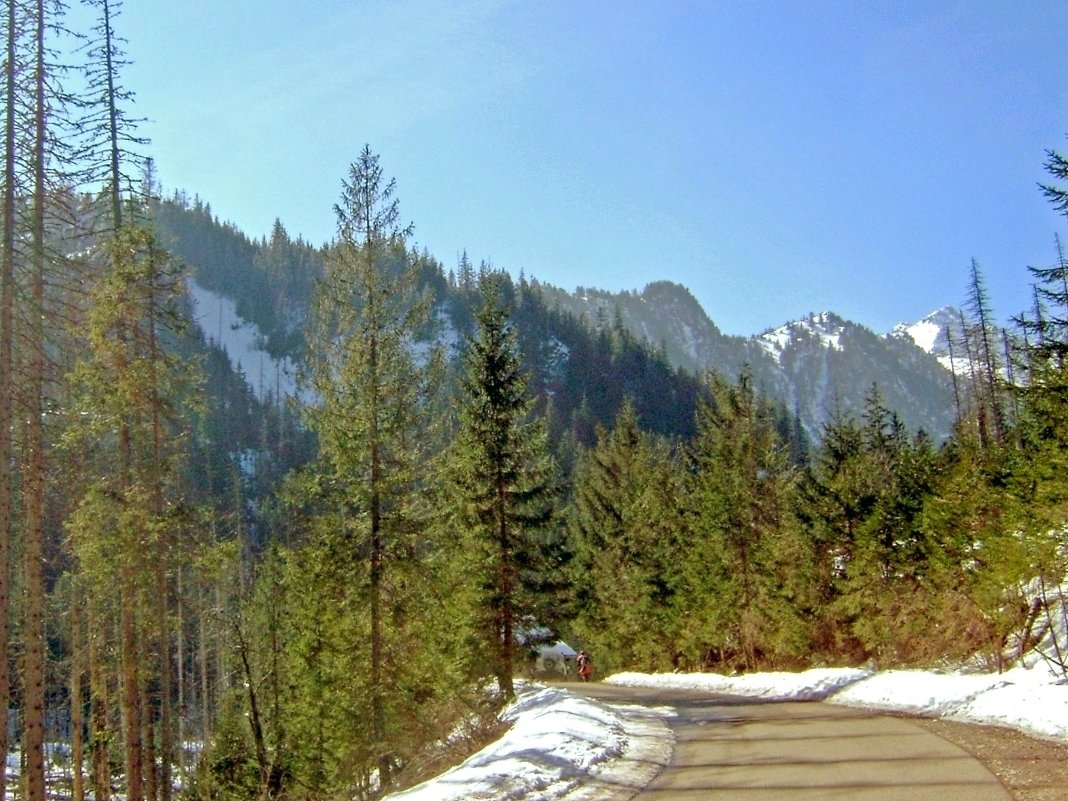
top-left (187, 278), bottom-right (308, 403)
top-left (188, 279), bottom-right (462, 403)
top-left (756, 324), bottom-right (792, 363)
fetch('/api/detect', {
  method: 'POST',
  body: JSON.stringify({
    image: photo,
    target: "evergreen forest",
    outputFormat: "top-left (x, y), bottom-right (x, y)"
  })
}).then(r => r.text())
top-left (1, 4), bottom-right (1068, 801)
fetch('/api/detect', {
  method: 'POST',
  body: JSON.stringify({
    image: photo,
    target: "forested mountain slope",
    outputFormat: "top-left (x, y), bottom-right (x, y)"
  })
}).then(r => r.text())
top-left (154, 197), bottom-right (708, 452)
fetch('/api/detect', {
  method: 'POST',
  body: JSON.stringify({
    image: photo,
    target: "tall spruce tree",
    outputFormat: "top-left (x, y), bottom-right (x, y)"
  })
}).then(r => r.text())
top-left (1017, 177), bottom-right (1068, 514)
top-left (71, 5), bottom-right (160, 797)
top-left (1, 2), bottom-right (82, 797)
top-left (448, 276), bottom-right (565, 700)
top-left (300, 146), bottom-right (445, 793)
top-left (1005, 140), bottom-right (1068, 639)
top-left (22, 3), bottom-right (47, 795)
top-left (64, 216), bottom-right (193, 801)
top-left (843, 389), bottom-right (943, 660)
top-left (81, 0), bottom-right (144, 224)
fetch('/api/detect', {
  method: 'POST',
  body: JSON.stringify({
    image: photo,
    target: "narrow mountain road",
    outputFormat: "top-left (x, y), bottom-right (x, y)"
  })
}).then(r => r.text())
top-left (564, 682), bottom-right (1013, 800)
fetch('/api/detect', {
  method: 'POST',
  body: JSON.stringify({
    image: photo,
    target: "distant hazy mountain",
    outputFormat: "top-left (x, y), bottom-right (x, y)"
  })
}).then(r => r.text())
top-left (752, 310), bottom-right (957, 439)
top-left (538, 281), bottom-right (958, 440)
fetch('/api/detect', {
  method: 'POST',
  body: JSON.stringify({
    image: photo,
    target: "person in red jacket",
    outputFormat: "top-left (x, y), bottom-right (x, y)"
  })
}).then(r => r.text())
top-left (576, 650), bottom-right (592, 682)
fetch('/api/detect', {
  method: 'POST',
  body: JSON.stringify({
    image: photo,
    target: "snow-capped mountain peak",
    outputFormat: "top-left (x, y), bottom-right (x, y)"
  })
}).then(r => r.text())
top-left (891, 306), bottom-right (966, 375)
top-left (891, 306), bottom-right (963, 357)
top-left (758, 311), bottom-right (847, 363)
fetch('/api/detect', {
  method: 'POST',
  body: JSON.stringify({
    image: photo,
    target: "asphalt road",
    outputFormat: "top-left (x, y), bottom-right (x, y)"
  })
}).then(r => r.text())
top-left (564, 682), bottom-right (1013, 800)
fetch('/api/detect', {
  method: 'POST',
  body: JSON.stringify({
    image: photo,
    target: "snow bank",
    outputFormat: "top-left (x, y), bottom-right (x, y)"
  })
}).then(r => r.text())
top-left (821, 664), bottom-right (1068, 741)
top-left (826, 669), bottom-right (1012, 715)
top-left (951, 672), bottom-right (1068, 740)
top-left (607, 666), bottom-right (871, 701)
top-left (383, 685), bottom-right (672, 801)
top-left (607, 664), bottom-right (1068, 742)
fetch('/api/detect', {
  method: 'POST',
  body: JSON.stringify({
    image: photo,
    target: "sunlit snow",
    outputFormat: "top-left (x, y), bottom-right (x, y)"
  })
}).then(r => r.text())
top-left (901, 318), bottom-right (943, 354)
top-left (384, 685), bottom-right (671, 801)
top-left (891, 307), bottom-right (972, 375)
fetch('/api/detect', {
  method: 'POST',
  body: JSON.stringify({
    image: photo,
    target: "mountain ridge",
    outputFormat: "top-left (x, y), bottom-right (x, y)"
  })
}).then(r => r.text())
top-left (534, 279), bottom-right (958, 439)
top-left (155, 198), bottom-right (959, 444)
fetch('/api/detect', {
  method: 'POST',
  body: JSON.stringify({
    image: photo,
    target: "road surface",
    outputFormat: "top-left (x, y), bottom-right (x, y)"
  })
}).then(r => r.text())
top-left (565, 682), bottom-right (1013, 800)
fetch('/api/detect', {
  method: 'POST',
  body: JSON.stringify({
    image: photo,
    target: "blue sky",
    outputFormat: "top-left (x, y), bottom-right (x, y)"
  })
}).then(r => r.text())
top-left (113, 1), bottom-right (1067, 336)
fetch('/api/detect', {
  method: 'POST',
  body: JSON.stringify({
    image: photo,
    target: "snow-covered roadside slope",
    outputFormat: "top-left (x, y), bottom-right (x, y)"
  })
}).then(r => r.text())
top-left (383, 685), bottom-right (672, 801)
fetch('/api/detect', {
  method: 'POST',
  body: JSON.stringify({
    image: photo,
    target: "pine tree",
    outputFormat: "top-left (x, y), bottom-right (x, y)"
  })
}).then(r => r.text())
top-left (22, 3), bottom-right (47, 794)
top-left (65, 216), bottom-right (194, 801)
top-left (1039, 137), bottom-right (1068, 217)
top-left (797, 387), bottom-right (969, 663)
top-left (846, 389), bottom-right (942, 659)
top-left (920, 437), bottom-right (1030, 668)
top-left (681, 372), bottom-right (805, 671)
top-left (1006, 141), bottom-right (1068, 625)
top-left (567, 398), bottom-right (682, 672)
top-left (1017, 234), bottom-right (1068, 365)
top-left (1017, 170), bottom-right (1068, 509)
top-left (65, 6), bottom-right (166, 797)
top-left (963, 259), bottom-right (1006, 446)
top-left (1, 3), bottom-right (83, 797)
top-left (457, 249), bottom-right (475, 294)
top-left (253, 218), bottom-right (321, 356)
top-left (81, 0), bottom-right (145, 225)
top-left (447, 276), bottom-right (565, 699)
top-left (794, 403), bottom-right (875, 659)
